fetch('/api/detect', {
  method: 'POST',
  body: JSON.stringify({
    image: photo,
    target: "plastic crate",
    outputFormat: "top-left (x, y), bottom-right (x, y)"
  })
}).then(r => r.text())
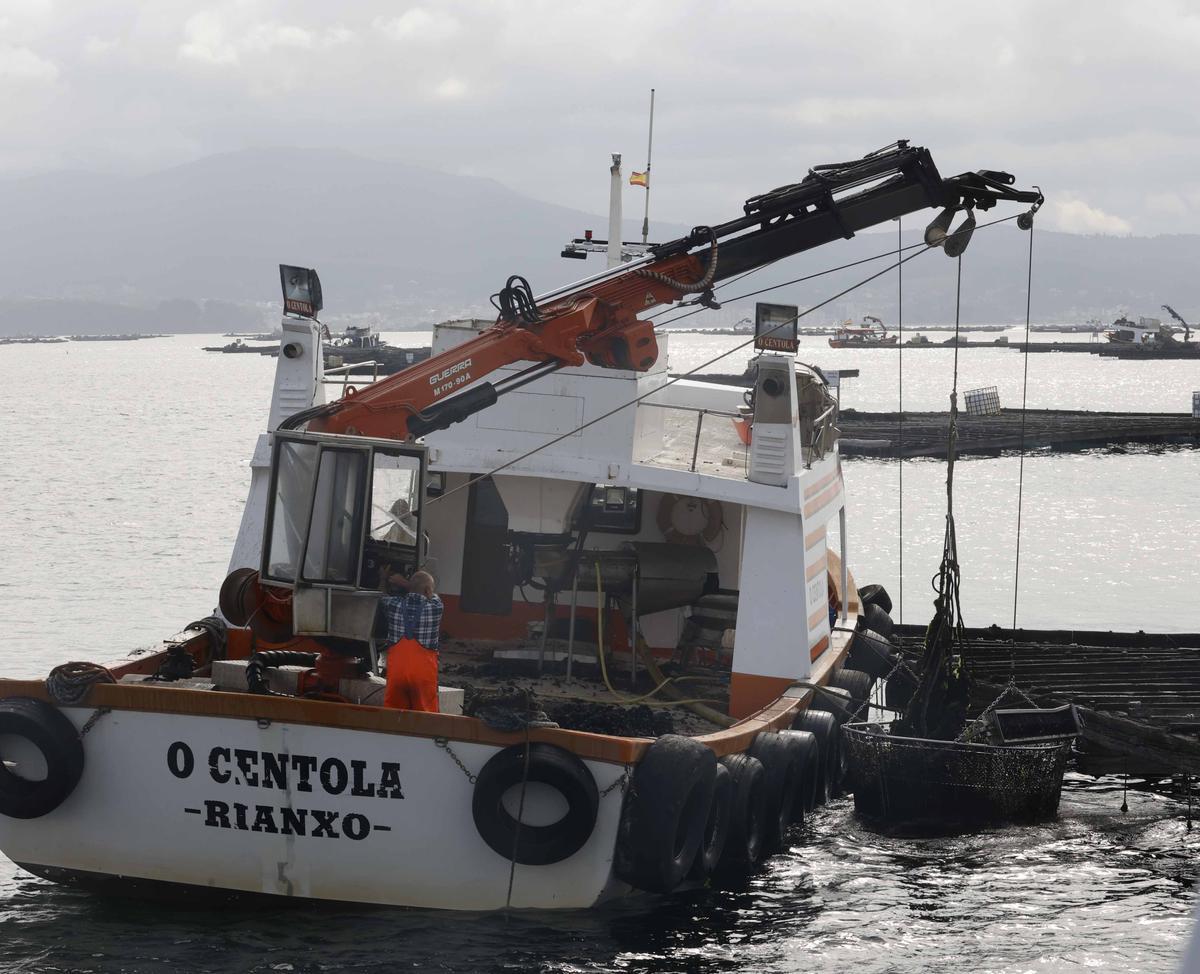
top-left (964, 386), bottom-right (1001, 416)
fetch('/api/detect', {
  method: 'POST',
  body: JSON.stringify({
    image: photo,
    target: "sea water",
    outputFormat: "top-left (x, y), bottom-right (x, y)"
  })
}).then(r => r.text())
top-left (0, 333), bottom-right (1196, 972)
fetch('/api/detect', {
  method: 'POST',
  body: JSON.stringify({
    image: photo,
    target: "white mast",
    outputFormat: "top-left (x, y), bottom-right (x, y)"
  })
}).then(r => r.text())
top-left (607, 153), bottom-right (623, 269)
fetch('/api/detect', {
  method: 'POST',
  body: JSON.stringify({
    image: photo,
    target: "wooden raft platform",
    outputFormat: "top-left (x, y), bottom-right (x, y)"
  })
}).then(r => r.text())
top-left (840, 408), bottom-right (1199, 458)
top-left (893, 625), bottom-right (1200, 778)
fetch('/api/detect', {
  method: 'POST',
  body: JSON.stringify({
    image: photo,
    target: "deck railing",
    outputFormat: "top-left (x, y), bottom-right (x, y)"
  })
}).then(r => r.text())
top-left (804, 402), bottom-right (839, 467)
top-left (638, 401), bottom-right (742, 473)
top-left (323, 360), bottom-right (381, 397)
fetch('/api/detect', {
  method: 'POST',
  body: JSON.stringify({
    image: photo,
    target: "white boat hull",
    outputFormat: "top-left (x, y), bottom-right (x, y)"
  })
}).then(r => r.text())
top-left (0, 707), bottom-right (630, 910)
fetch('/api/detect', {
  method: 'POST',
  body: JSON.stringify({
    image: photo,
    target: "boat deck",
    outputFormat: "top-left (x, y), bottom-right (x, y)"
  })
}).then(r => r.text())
top-left (439, 640), bottom-right (730, 738)
top-left (637, 405), bottom-right (749, 479)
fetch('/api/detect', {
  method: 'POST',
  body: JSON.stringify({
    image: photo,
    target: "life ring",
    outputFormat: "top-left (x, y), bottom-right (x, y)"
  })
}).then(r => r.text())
top-left (655, 494), bottom-right (723, 546)
top-left (0, 698), bottom-right (85, 820)
top-left (791, 709), bottom-right (840, 805)
top-left (715, 751), bottom-right (766, 871)
top-left (615, 734), bottom-right (716, 892)
top-left (688, 761), bottom-right (732, 880)
top-left (747, 732), bottom-right (806, 853)
top-left (471, 743), bottom-right (598, 866)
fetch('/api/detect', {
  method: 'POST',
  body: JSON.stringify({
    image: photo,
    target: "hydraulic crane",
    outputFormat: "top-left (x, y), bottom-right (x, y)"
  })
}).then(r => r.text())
top-left (1161, 304), bottom-right (1192, 342)
top-left (285, 141), bottom-right (1042, 442)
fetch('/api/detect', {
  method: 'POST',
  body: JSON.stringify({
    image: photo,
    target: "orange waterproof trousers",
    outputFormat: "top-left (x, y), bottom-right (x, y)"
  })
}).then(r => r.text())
top-left (384, 637), bottom-right (440, 713)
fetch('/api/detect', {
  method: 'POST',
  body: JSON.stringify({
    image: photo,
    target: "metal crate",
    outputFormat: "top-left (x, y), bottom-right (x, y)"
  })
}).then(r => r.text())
top-left (964, 386), bottom-right (1002, 416)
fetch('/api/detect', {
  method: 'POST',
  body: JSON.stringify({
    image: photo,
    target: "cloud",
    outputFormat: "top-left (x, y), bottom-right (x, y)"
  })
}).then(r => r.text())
top-left (178, 11), bottom-right (235, 65)
top-left (374, 9), bottom-right (459, 43)
top-left (1046, 197), bottom-right (1132, 236)
top-left (0, 44), bottom-right (57, 83)
top-left (179, 13), bottom-right (351, 66)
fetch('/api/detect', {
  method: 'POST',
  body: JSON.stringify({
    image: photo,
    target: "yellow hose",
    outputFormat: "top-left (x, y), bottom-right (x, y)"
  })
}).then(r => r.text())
top-left (591, 565), bottom-right (734, 718)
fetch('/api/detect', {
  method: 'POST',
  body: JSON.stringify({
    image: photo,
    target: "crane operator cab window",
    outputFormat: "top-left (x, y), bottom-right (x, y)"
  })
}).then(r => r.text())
top-left (261, 431), bottom-right (427, 639)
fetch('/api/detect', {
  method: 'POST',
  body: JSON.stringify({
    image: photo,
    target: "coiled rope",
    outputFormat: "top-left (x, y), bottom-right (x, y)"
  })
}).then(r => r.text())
top-left (185, 615), bottom-right (228, 662)
top-left (46, 661), bottom-right (116, 706)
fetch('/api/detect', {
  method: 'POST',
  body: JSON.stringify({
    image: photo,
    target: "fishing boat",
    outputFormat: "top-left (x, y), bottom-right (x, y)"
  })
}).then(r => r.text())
top-left (0, 143), bottom-right (1041, 909)
top-left (828, 315), bottom-right (898, 348)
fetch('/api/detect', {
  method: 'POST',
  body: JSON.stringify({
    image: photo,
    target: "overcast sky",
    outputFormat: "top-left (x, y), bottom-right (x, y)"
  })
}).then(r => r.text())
top-left (3, 1), bottom-right (1198, 237)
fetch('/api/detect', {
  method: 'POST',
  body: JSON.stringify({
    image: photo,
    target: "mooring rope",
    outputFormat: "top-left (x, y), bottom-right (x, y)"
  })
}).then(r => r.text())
top-left (504, 725), bottom-right (533, 913)
top-left (46, 661), bottom-right (116, 706)
top-left (897, 216), bottom-right (904, 626)
top-left (1012, 223), bottom-right (1037, 636)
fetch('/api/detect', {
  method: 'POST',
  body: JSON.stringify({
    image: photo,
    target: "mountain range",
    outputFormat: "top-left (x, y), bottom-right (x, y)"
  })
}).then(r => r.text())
top-left (0, 148), bottom-right (1196, 335)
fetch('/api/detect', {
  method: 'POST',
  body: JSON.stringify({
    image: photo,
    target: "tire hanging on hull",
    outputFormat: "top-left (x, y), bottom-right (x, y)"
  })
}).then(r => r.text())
top-left (0, 698), bottom-right (84, 820)
top-left (688, 762), bottom-right (733, 880)
top-left (716, 752), bottom-right (767, 873)
top-left (472, 743), bottom-right (599, 866)
top-left (615, 734), bottom-right (716, 893)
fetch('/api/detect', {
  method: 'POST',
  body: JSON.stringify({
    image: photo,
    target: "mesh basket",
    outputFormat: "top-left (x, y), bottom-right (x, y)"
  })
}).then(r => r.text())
top-left (842, 721), bottom-right (1070, 828)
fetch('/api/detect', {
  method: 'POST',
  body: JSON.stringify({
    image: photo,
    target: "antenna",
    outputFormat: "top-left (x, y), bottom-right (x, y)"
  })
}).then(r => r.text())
top-left (641, 88), bottom-right (655, 245)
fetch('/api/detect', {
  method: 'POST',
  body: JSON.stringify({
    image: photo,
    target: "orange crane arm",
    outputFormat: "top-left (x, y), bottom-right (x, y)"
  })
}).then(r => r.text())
top-left (303, 251), bottom-right (704, 440)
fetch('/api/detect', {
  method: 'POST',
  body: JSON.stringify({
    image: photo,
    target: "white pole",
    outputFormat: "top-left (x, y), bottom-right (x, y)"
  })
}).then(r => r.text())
top-left (840, 505), bottom-right (849, 623)
top-left (641, 88), bottom-right (655, 245)
top-left (607, 154), bottom-right (623, 269)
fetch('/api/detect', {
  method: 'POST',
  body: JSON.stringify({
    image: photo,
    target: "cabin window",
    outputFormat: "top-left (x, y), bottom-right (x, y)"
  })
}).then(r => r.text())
top-left (369, 452), bottom-right (422, 546)
top-left (301, 448), bottom-right (368, 585)
top-left (265, 439), bottom-right (320, 582)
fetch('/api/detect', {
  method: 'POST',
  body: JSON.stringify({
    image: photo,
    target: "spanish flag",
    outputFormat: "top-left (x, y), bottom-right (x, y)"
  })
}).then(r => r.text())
top-left (629, 171), bottom-right (649, 187)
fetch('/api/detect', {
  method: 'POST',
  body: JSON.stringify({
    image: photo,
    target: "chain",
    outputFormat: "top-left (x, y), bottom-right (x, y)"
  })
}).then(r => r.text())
top-left (79, 707), bottom-right (112, 738)
top-left (434, 737), bottom-right (478, 784)
top-left (600, 767), bottom-right (630, 798)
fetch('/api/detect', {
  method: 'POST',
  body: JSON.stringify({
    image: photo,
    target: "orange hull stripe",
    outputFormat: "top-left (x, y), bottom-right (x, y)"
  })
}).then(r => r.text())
top-left (809, 634), bottom-right (830, 661)
top-left (805, 526), bottom-right (826, 551)
top-left (803, 468), bottom-right (840, 500)
top-left (803, 481), bottom-right (842, 518)
top-left (808, 605), bottom-right (827, 630)
top-left (806, 554), bottom-right (828, 583)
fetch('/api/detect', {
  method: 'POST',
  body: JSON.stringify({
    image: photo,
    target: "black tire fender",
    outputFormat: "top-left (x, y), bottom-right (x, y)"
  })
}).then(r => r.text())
top-left (747, 732), bottom-right (804, 853)
top-left (778, 729), bottom-right (820, 817)
top-left (847, 628), bottom-right (899, 680)
top-left (688, 762), bottom-right (732, 880)
top-left (716, 752), bottom-right (766, 872)
top-left (859, 603), bottom-right (894, 639)
top-left (0, 697), bottom-right (84, 820)
top-left (615, 735), bottom-right (716, 893)
top-left (810, 684), bottom-right (855, 725)
top-left (830, 667), bottom-right (874, 721)
top-left (791, 708), bottom-right (840, 804)
top-left (471, 743), bottom-right (598, 866)
top-left (857, 583), bottom-right (893, 615)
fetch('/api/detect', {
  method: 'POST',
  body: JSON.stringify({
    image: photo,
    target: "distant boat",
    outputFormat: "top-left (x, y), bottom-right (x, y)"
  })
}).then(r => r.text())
top-left (829, 316), bottom-right (898, 348)
top-left (1104, 315), bottom-right (1160, 345)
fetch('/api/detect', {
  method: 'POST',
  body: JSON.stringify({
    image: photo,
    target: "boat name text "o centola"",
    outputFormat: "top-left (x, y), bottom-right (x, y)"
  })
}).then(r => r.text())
top-left (165, 742), bottom-right (405, 842)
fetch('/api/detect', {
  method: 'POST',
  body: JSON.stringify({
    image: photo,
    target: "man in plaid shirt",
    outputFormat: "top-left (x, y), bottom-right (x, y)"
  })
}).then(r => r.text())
top-left (380, 569), bottom-right (443, 712)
